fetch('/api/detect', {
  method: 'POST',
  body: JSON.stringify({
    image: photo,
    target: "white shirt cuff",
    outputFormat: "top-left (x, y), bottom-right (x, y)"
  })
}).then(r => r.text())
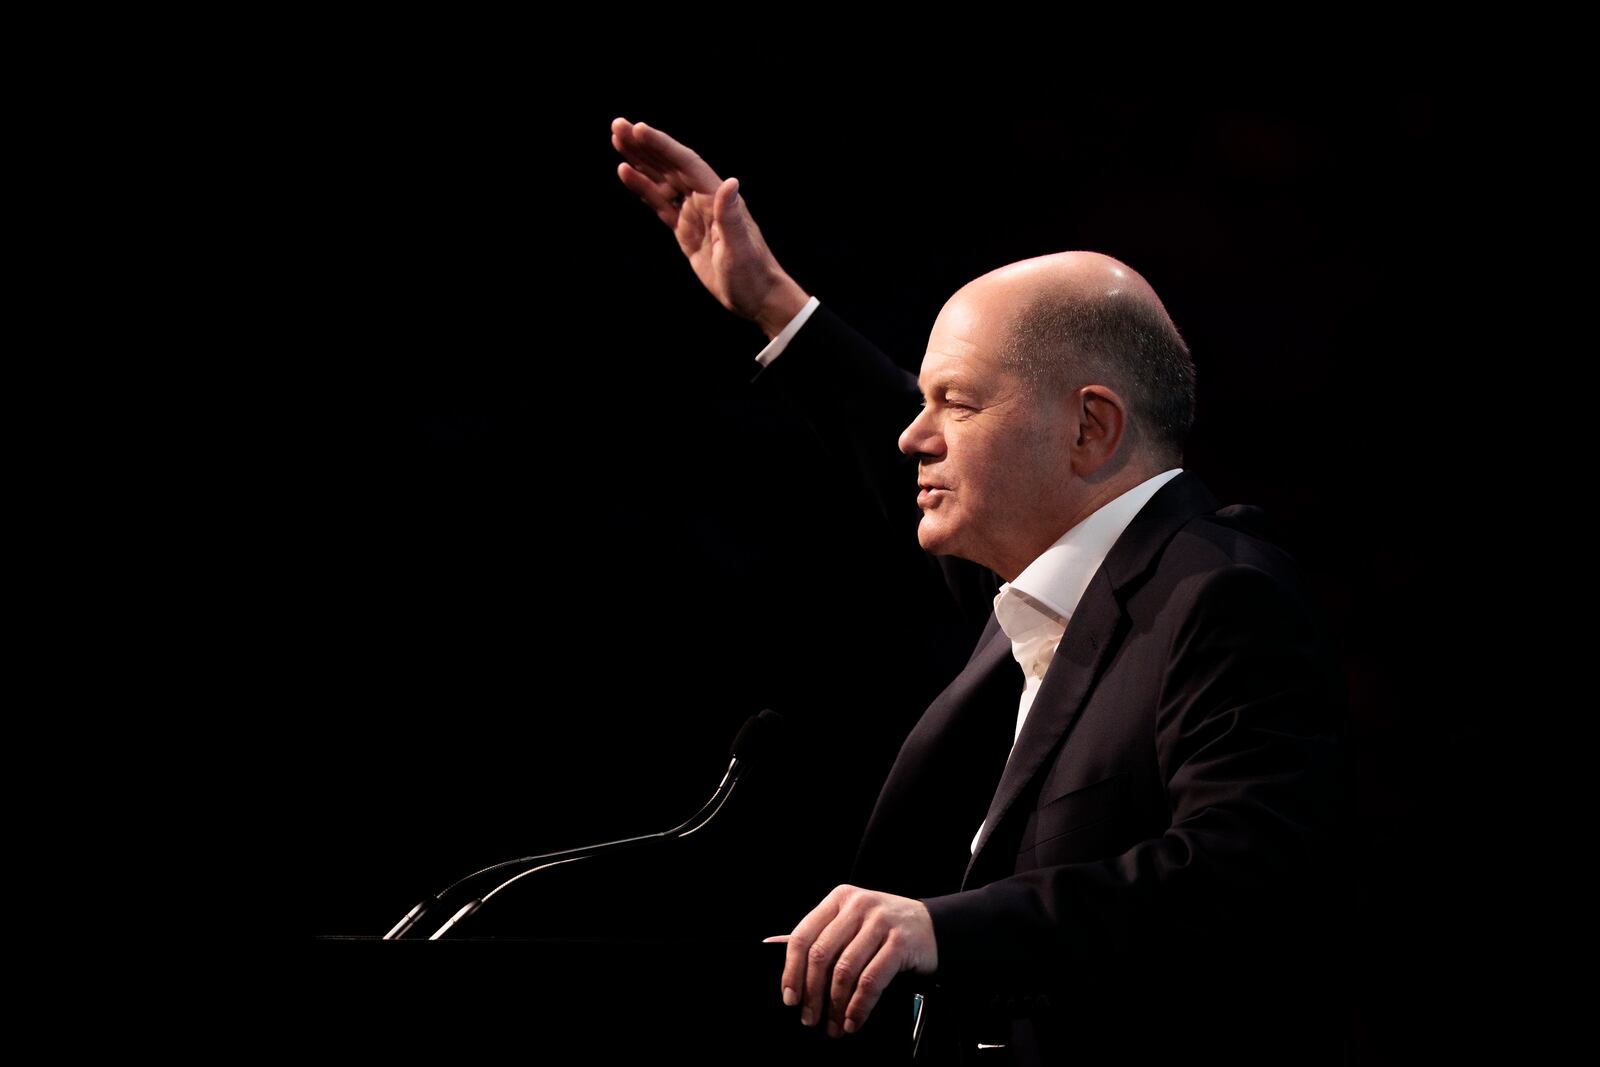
top-left (754, 296), bottom-right (822, 368)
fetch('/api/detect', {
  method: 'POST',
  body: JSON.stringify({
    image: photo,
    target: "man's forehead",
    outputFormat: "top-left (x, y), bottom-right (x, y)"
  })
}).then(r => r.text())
top-left (918, 330), bottom-right (1011, 397)
top-left (916, 357), bottom-right (988, 396)
top-left (919, 290), bottom-right (1012, 391)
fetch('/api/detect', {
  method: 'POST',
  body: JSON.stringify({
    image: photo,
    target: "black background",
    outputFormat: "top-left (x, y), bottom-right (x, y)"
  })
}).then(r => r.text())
top-left (292, 79), bottom-right (1496, 1060)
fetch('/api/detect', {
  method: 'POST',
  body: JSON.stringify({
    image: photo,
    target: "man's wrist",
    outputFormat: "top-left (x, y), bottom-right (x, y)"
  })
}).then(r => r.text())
top-left (754, 294), bottom-right (822, 368)
top-left (754, 275), bottom-right (812, 341)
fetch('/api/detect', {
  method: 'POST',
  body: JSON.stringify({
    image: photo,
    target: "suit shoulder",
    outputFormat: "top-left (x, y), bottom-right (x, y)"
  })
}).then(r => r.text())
top-left (1161, 503), bottom-right (1305, 587)
top-left (1133, 502), bottom-right (1331, 651)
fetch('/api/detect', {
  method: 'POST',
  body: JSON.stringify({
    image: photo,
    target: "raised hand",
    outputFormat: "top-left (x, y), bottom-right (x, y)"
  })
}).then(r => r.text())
top-left (611, 117), bottom-right (809, 339)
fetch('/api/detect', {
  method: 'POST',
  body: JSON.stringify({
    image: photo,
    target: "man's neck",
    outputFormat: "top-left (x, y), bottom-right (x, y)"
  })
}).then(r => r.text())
top-left (996, 465), bottom-right (1176, 582)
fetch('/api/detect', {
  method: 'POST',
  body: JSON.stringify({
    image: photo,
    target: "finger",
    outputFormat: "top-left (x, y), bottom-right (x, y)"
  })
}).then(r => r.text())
top-left (800, 925), bottom-right (836, 1028)
top-left (621, 119), bottom-right (723, 194)
top-left (780, 934), bottom-right (807, 1014)
top-left (802, 910), bottom-right (864, 1033)
top-left (842, 933), bottom-right (902, 1036)
top-left (612, 135), bottom-right (665, 185)
top-left (611, 120), bottom-right (670, 186)
top-left (827, 923), bottom-right (887, 1037)
top-left (781, 889), bottom-right (847, 1022)
top-left (761, 935), bottom-right (791, 943)
top-left (711, 177), bottom-right (746, 238)
top-left (616, 159), bottom-right (676, 204)
top-left (630, 121), bottom-right (720, 188)
top-left (616, 161), bottom-right (682, 228)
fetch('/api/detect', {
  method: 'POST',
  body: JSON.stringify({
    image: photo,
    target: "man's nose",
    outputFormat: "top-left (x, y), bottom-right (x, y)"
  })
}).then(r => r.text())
top-left (898, 405), bottom-right (940, 458)
top-left (902, 406), bottom-right (928, 457)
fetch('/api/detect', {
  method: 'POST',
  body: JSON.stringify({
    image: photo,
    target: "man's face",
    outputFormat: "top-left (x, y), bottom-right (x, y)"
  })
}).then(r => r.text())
top-left (897, 295), bottom-right (1074, 580)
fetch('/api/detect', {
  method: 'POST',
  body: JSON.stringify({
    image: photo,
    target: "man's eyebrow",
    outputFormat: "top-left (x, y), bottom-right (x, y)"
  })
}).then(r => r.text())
top-left (918, 375), bottom-right (982, 399)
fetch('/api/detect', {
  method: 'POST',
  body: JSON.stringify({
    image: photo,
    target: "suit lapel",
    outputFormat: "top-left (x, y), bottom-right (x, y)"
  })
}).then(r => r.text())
top-left (850, 615), bottom-right (1019, 894)
top-left (961, 471), bottom-right (1223, 887)
top-left (962, 566), bottom-right (1123, 881)
top-left (875, 615), bottom-right (1015, 803)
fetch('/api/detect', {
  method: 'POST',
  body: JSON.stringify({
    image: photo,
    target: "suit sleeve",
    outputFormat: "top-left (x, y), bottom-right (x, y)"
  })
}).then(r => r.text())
top-left (747, 301), bottom-right (1002, 627)
top-left (919, 560), bottom-right (1348, 992)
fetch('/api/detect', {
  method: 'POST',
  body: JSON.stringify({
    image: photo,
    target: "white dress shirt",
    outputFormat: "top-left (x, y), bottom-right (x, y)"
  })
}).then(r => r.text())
top-left (751, 298), bottom-right (1183, 855)
top-left (969, 466), bottom-right (1182, 853)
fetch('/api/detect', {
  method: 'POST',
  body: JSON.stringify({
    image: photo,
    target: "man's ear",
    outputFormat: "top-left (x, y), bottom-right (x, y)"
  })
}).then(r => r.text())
top-left (1072, 386), bottom-right (1129, 474)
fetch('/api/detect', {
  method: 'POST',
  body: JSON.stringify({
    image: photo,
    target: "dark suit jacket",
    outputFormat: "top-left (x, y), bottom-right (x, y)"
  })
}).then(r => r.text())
top-left (750, 302), bottom-right (1352, 1065)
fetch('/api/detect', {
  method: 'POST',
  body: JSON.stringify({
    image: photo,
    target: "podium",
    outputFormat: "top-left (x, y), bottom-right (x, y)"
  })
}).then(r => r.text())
top-left (308, 936), bottom-right (919, 1063)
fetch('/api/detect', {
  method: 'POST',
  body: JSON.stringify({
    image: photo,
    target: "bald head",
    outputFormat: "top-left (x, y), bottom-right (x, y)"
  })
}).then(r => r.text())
top-left (958, 251), bottom-right (1169, 310)
top-left (950, 251), bottom-right (1196, 470)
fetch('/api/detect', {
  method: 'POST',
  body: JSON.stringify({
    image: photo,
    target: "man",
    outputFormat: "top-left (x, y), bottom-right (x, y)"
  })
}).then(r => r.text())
top-left (612, 117), bottom-right (1350, 1064)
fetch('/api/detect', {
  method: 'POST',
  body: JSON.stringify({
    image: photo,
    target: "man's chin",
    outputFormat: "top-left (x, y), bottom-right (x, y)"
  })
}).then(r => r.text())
top-left (915, 522), bottom-right (953, 557)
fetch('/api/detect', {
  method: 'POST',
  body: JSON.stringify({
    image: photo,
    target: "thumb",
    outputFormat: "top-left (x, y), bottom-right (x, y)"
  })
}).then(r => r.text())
top-left (713, 177), bottom-right (748, 236)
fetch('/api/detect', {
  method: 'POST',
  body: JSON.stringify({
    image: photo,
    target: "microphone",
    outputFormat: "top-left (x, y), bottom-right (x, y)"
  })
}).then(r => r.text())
top-left (383, 709), bottom-right (785, 940)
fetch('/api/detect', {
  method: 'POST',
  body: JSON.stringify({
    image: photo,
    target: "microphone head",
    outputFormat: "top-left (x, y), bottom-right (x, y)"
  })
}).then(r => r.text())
top-left (730, 708), bottom-right (785, 761)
